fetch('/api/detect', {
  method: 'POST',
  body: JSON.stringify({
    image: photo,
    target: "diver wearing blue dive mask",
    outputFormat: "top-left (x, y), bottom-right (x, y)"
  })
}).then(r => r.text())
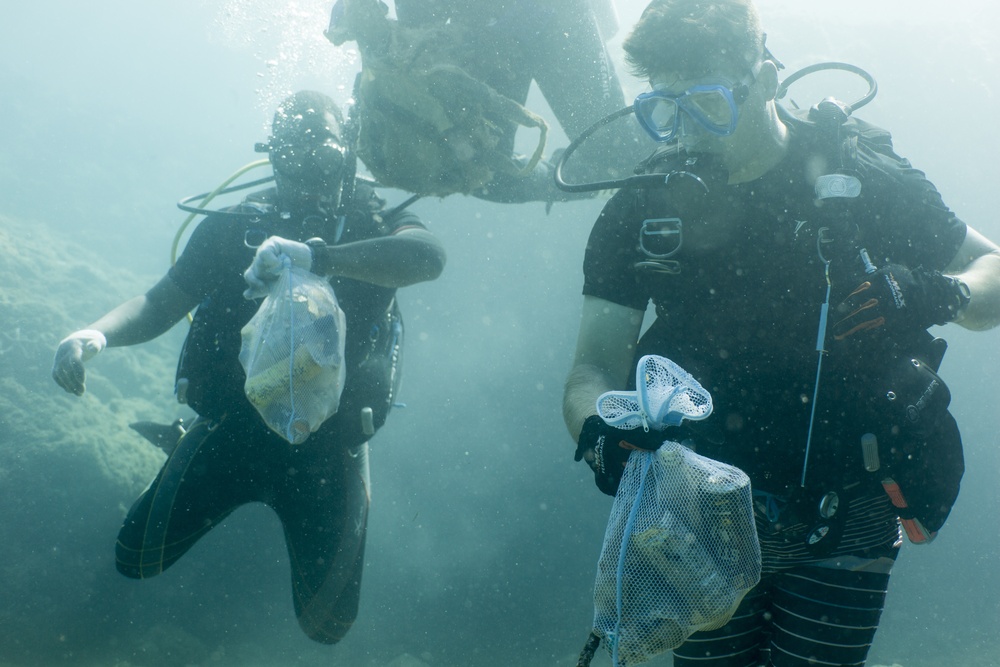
top-left (633, 60), bottom-right (764, 143)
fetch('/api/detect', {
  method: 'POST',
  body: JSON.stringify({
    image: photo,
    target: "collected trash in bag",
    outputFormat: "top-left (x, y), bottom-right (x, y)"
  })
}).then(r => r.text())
top-left (325, 0), bottom-right (548, 197)
top-left (239, 263), bottom-right (346, 444)
top-left (590, 355), bottom-right (761, 666)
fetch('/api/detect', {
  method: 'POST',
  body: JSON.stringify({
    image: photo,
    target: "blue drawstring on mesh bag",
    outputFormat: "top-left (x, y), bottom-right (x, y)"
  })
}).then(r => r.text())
top-left (587, 355), bottom-right (761, 666)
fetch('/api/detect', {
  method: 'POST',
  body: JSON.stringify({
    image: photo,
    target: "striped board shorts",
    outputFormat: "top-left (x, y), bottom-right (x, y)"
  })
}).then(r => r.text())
top-left (674, 492), bottom-right (902, 667)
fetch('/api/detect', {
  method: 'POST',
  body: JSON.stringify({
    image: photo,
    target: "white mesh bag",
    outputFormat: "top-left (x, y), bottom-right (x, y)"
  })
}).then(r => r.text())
top-left (592, 355), bottom-right (761, 666)
top-left (597, 355), bottom-right (713, 430)
top-left (239, 263), bottom-right (347, 445)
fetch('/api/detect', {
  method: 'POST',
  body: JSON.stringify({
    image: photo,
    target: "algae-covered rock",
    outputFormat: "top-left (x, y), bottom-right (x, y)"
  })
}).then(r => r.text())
top-left (0, 214), bottom-right (190, 664)
top-left (0, 214), bottom-right (179, 493)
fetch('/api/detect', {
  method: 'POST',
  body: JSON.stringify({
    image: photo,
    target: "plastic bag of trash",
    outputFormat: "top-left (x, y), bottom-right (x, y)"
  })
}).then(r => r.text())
top-left (239, 264), bottom-right (346, 444)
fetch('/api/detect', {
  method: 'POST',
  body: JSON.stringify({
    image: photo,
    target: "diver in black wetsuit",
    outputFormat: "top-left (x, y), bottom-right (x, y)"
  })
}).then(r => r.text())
top-left (51, 90), bottom-right (446, 644)
top-left (563, 1), bottom-right (1000, 664)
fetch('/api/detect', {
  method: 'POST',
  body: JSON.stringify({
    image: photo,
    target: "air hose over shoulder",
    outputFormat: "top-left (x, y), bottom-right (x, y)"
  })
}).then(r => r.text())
top-left (173, 158), bottom-right (274, 266)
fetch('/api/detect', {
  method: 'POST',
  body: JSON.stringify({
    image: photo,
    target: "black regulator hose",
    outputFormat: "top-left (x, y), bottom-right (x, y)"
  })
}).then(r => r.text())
top-left (176, 173), bottom-right (276, 217)
top-left (554, 106), bottom-right (636, 193)
top-left (776, 61), bottom-right (878, 114)
top-left (555, 106), bottom-right (695, 194)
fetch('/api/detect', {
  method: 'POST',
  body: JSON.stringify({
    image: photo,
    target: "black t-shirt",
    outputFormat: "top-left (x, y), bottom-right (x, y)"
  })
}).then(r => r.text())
top-left (169, 183), bottom-right (423, 430)
top-left (582, 118), bottom-right (967, 492)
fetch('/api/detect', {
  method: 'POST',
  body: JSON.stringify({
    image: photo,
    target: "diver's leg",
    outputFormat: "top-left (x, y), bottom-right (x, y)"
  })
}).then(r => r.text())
top-left (529, 3), bottom-right (643, 183)
top-left (459, 40), bottom-right (533, 158)
top-left (115, 416), bottom-right (260, 578)
top-left (274, 440), bottom-right (371, 644)
top-left (766, 548), bottom-right (898, 667)
top-left (464, 61), bottom-right (587, 205)
top-left (455, 21), bottom-right (571, 205)
top-left (673, 578), bottom-right (771, 667)
top-left (531, 4), bottom-right (626, 137)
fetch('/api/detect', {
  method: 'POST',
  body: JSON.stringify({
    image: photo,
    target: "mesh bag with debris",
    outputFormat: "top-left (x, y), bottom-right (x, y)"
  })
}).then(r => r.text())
top-left (326, 0), bottom-right (548, 197)
top-left (239, 264), bottom-right (347, 445)
top-left (592, 355), bottom-right (761, 666)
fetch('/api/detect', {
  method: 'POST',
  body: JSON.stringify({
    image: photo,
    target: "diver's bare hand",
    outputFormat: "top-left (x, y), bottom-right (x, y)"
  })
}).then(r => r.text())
top-left (52, 329), bottom-right (106, 396)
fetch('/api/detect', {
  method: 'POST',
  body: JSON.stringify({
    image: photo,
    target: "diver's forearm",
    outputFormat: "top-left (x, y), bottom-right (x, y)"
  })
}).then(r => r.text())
top-left (88, 276), bottom-right (198, 347)
top-left (951, 252), bottom-right (1000, 331)
top-left (316, 230), bottom-right (446, 288)
top-left (88, 296), bottom-right (171, 347)
top-left (563, 364), bottom-right (618, 442)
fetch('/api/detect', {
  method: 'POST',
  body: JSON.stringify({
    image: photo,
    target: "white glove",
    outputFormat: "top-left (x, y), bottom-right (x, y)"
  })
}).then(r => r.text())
top-left (52, 329), bottom-right (107, 396)
top-left (242, 236), bottom-right (313, 300)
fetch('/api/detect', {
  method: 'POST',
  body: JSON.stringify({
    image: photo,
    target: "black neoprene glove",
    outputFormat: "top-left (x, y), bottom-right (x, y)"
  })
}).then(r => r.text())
top-left (574, 415), bottom-right (682, 496)
top-left (832, 264), bottom-right (970, 340)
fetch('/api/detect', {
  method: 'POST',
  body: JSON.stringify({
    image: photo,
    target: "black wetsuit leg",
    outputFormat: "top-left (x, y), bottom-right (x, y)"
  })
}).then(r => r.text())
top-left (115, 412), bottom-right (371, 645)
top-left (459, 42), bottom-right (554, 204)
top-left (469, 2), bottom-right (640, 201)
top-left (273, 439), bottom-right (370, 644)
top-left (525, 4), bottom-right (639, 178)
top-left (115, 416), bottom-right (261, 579)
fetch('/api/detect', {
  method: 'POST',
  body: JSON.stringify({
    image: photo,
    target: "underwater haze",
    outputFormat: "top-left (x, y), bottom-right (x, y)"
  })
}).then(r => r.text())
top-left (2, 1), bottom-right (999, 665)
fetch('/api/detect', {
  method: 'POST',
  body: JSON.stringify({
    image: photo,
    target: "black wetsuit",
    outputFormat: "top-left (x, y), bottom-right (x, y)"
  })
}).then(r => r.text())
top-left (581, 114), bottom-right (966, 665)
top-left (396, 0), bottom-right (641, 200)
top-left (115, 184), bottom-right (420, 644)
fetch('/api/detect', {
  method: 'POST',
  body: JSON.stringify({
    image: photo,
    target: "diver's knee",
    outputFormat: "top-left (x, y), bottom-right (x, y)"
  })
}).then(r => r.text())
top-left (115, 542), bottom-right (166, 580)
top-left (297, 615), bottom-right (354, 645)
top-left (115, 560), bottom-right (146, 580)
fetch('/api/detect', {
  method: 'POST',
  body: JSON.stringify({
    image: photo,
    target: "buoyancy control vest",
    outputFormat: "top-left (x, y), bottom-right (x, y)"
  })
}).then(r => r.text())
top-left (783, 103), bottom-right (964, 541)
top-left (630, 103), bottom-right (964, 541)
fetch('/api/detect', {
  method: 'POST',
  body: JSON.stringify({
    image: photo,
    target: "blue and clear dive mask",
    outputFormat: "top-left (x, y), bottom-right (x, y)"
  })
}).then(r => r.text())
top-left (633, 62), bottom-right (763, 143)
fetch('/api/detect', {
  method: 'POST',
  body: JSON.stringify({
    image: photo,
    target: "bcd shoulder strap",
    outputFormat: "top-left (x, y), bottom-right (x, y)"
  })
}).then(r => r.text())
top-left (785, 103), bottom-right (965, 543)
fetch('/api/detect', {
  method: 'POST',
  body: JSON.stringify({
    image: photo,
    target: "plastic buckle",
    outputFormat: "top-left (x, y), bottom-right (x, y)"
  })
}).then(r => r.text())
top-left (881, 478), bottom-right (936, 544)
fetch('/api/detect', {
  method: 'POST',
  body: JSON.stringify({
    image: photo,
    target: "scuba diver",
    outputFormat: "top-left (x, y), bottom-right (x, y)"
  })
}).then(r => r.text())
top-left (51, 90), bottom-right (446, 644)
top-left (563, 0), bottom-right (1000, 665)
top-left (328, 0), bottom-right (644, 204)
